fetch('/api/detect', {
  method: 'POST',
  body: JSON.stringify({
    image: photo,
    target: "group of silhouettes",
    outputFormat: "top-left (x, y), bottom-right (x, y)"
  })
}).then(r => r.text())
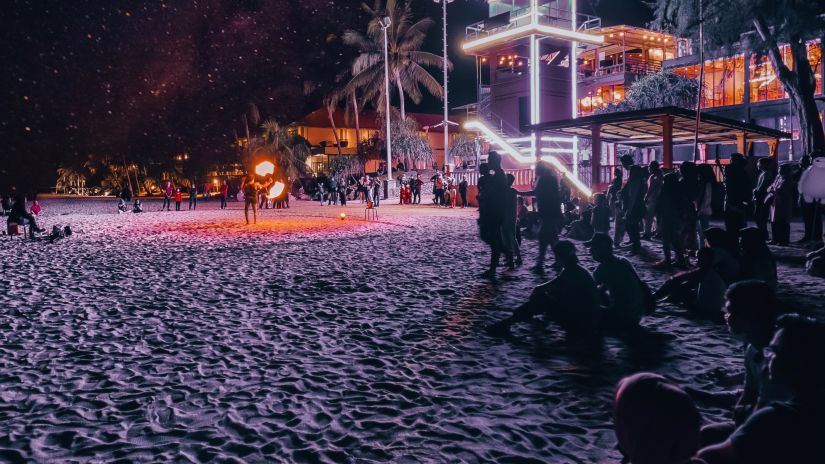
top-left (476, 150), bottom-right (825, 463)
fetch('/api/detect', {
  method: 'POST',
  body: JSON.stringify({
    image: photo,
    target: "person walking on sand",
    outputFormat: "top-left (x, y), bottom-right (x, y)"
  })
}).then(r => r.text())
top-left (188, 180), bottom-right (198, 210)
top-left (220, 180), bottom-right (229, 210)
top-left (412, 175), bottom-right (423, 204)
top-left (620, 165), bottom-right (647, 255)
top-left (241, 174), bottom-right (258, 225)
top-left (518, 160), bottom-right (563, 273)
top-left (174, 188), bottom-right (182, 211)
top-left (643, 161), bottom-right (663, 239)
top-left (162, 181), bottom-right (173, 211)
top-left (477, 153), bottom-right (510, 278)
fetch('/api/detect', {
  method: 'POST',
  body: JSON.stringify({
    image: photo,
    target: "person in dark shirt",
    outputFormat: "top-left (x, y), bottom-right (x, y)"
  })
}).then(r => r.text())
top-left (7, 195), bottom-right (45, 237)
top-left (487, 240), bottom-right (600, 335)
top-left (655, 172), bottom-right (688, 268)
top-left (698, 314), bottom-right (825, 464)
top-left (739, 227), bottom-right (778, 290)
top-left (459, 176), bottom-right (469, 208)
top-left (587, 233), bottom-right (648, 330)
top-left (477, 154), bottom-right (510, 278)
top-left (591, 193), bottom-right (611, 235)
top-left (752, 158), bottom-right (776, 241)
top-left (724, 153), bottom-right (750, 239)
top-left (621, 165), bottom-right (647, 254)
top-left (518, 160), bottom-right (563, 272)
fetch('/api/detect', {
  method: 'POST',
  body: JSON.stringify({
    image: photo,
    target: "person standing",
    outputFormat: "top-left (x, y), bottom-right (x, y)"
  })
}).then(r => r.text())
top-left (188, 180), bottom-right (198, 211)
top-left (328, 176), bottom-right (338, 206)
top-left (162, 181), bottom-right (173, 211)
top-left (655, 172), bottom-right (688, 268)
top-left (477, 154), bottom-right (510, 278)
top-left (724, 153), bottom-right (750, 238)
top-left (697, 164), bottom-right (718, 245)
top-left (241, 174), bottom-right (258, 225)
top-left (643, 161), bottom-right (663, 239)
top-left (607, 167), bottom-right (624, 243)
top-left (373, 176), bottom-right (382, 207)
top-left (621, 165), bottom-right (647, 255)
top-left (753, 158), bottom-right (775, 241)
top-left (795, 155), bottom-right (822, 244)
top-left (412, 175), bottom-right (422, 204)
top-left (448, 180), bottom-right (457, 208)
top-left (766, 163), bottom-right (794, 245)
top-left (433, 174), bottom-right (445, 206)
top-left (174, 188), bottom-right (182, 211)
top-left (519, 160), bottom-right (563, 272)
top-left (220, 180), bottom-right (229, 210)
top-left (459, 175), bottom-right (469, 208)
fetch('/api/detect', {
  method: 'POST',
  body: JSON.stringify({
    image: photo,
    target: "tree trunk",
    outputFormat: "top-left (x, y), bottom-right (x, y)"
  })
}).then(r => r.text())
top-left (754, 18), bottom-right (825, 156)
top-left (327, 105), bottom-right (344, 159)
top-left (394, 71), bottom-right (406, 120)
top-left (352, 93), bottom-right (361, 145)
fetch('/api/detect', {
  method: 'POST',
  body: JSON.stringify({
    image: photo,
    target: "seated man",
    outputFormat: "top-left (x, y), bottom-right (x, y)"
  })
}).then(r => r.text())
top-left (653, 248), bottom-right (727, 317)
top-left (487, 240), bottom-right (600, 335)
top-left (132, 199), bottom-right (143, 213)
top-left (566, 208), bottom-right (595, 241)
top-left (698, 314), bottom-right (825, 464)
top-left (587, 233), bottom-right (650, 331)
top-left (7, 195), bottom-right (45, 238)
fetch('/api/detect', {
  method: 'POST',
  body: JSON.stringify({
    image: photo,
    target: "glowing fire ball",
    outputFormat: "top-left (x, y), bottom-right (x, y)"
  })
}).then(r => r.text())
top-left (255, 161), bottom-right (275, 177)
top-left (268, 181), bottom-right (285, 198)
top-left (340, 212), bottom-right (346, 220)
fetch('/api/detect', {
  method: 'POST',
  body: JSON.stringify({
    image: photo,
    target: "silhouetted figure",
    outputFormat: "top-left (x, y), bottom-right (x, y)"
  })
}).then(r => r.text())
top-left (459, 176), bottom-right (469, 208)
top-left (477, 153), bottom-right (510, 278)
top-left (501, 173), bottom-right (521, 268)
top-left (487, 240), bottom-right (600, 335)
top-left (241, 174), bottom-right (258, 225)
top-left (220, 180), bottom-right (229, 209)
top-left (697, 164), bottom-right (718, 245)
top-left (7, 195), bottom-right (44, 238)
top-left (643, 161), bottom-right (663, 239)
top-left (519, 160), bottom-right (563, 272)
top-left (608, 167), bottom-right (625, 243)
top-left (724, 153), bottom-right (750, 238)
top-left (753, 158), bottom-right (776, 241)
top-left (766, 163), bottom-right (794, 245)
top-left (653, 248), bottom-right (726, 317)
top-left (795, 155), bottom-right (822, 244)
top-left (698, 314), bottom-right (825, 464)
top-left (587, 233), bottom-right (650, 331)
top-left (738, 227), bottom-right (778, 290)
top-left (655, 172), bottom-right (688, 268)
top-left (679, 161), bottom-right (700, 253)
top-left (614, 373), bottom-right (701, 464)
top-left (188, 180), bottom-right (198, 210)
top-left (591, 193), bottom-right (610, 235)
top-left (621, 165), bottom-right (647, 254)
top-left (703, 227), bottom-right (740, 284)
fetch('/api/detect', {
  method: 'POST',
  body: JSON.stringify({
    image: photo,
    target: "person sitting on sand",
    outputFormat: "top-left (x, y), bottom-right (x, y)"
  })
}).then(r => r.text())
top-left (586, 233), bottom-right (650, 331)
top-left (806, 246), bottom-right (825, 278)
top-left (652, 248), bottom-right (726, 318)
top-left (132, 199), bottom-right (143, 213)
top-left (591, 193), bottom-right (610, 235)
top-left (703, 227), bottom-right (740, 284)
top-left (613, 372), bottom-right (702, 464)
top-left (117, 198), bottom-right (128, 213)
top-left (738, 227), bottom-right (778, 290)
top-left (697, 314), bottom-right (825, 464)
top-left (698, 280), bottom-right (785, 446)
top-left (487, 240), bottom-right (600, 335)
top-left (566, 208), bottom-right (595, 241)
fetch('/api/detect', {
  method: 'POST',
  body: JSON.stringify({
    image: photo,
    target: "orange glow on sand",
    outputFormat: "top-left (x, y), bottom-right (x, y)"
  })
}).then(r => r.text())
top-left (255, 161), bottom-right (275, 177)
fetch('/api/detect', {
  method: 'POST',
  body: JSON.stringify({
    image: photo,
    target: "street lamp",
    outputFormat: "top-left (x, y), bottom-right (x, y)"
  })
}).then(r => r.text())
top-left (434, 0), bottom-right (454, 172)
top-left (379, 16), bottom-right (393, 196)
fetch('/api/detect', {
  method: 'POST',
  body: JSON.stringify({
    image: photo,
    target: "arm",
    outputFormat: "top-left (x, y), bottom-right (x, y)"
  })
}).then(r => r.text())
top-left (697, 440), bottom-right (740, 464)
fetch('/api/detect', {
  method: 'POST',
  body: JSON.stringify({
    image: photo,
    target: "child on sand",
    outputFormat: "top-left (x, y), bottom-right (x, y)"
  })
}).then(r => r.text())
top-left (31, 200), bottom-right (42, 216)
top-left (174, 189), bottom-right (182, 211)
top-left (449, 182), bottom-right (457, 208)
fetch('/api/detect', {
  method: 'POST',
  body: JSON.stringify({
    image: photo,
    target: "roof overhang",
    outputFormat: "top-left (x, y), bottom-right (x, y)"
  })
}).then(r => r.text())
top-left (527, 106), bottom-right (790, 146)
top-left (463, 23), bottom-right (604, 54)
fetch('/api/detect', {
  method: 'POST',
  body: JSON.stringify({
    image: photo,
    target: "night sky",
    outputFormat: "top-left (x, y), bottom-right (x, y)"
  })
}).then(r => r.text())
top-left (1, 0), bottom-right (649, 190)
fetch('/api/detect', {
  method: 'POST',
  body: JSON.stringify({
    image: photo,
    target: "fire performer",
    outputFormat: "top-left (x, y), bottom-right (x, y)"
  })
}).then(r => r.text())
top-left (241, 174), bottom-right (259, 225)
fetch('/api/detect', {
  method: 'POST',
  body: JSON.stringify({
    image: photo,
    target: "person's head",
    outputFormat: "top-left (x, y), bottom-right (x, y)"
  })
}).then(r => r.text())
top-left (740, 227), bottom-right (770, 257)
top-left (703, 227), bottom-right (733, 250)
top-left (757, 157), bottom-right (772, 172)
top-left (553, 240), bottom-right (579, 266)
top-left (586, 232), bottom-right (614, 262)
top-left (731, 153), bottom-right (745, 166)
top-left (628, 165), bottom-right (643, 183)
top-left (800, 154), bottom-right (812, 169)
top-left (581, 209), bottom-right (593, 222)
top-left (778, 163), bottom-right (793, 178)
top-left (648, 160), bottom-right (661, 175)
top-left (697, 164), bottom-right (716, 184)
top-left (613, 167), bottom-right (623, 178)
top-left (679, 161), bottom-right (697, 181)
top-left (487, 151), bottom-right (502, 169)
top-left (662, 171), bottom-right (679, 188)
top-left (766, 314), bottom-right (825, 393)
top-left (619, 153), bottom-right (635, 169)
top-left (534, 160), bottom-right (552, 178)
top-left (696, 248), bottom-right (715, 270)
top-left (463, 175), bottom-right (467, 181)
top-left (724, 280), bottom-right (778, 344)
top-left (613, 372), bottom-right (701, 464)
top-left (223, 179), bottom-right (227, 185)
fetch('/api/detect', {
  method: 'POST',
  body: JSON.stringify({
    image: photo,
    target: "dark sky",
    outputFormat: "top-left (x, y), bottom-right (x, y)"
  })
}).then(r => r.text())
top-left (1, 0), bottom-right (650, 189)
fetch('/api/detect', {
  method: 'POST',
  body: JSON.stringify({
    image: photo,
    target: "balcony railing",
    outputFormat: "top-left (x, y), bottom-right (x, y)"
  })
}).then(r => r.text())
top-left (579, 61), bottom-right (662, 83)
top-left (466, 2), bottom-right (601, 43)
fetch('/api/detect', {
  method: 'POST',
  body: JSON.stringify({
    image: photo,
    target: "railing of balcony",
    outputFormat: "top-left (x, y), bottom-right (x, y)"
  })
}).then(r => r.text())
top-left (578, 61), bottom-right (662, 83)
top-left (465, 2), bottom-right (601, 42)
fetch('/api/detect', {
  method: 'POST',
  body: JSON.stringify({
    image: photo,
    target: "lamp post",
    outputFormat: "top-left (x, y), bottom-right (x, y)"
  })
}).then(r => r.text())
top-left (434, 0), bottom-right (454, 172)
top-left (379, 16), bottom-right (393, 196)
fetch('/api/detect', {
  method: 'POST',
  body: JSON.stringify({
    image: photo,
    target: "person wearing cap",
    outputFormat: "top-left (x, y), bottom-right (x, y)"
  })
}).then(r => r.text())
top-left (587, 232), bottom-right (649, 330)
top-left (486, 240), bottom-right (600, 335)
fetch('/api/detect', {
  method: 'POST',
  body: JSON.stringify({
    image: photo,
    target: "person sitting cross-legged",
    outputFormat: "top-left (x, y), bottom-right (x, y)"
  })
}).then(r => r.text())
top-left (487, 240), bottom-right (600, 335)
top-left (652, 248), bottom-right (727, 318)
top-left (698, 314), bottom-right (825, 464)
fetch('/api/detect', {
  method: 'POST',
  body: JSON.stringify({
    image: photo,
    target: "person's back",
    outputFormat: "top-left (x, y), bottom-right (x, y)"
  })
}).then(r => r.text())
top-left (552, 262), bottom-right (600, 329)
top-left (594, 256), bottom-right (646, 326)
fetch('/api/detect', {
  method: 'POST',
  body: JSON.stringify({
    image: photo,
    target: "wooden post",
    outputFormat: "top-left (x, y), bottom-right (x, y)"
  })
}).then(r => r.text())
top-left (736, 132), bottom-right (747, 155)
top-left (662, 115), bottom-right (674, 169)
top-left (591, 124), bottom-right (602, 187)
top-left (768, 138), bottom-right (780, 160)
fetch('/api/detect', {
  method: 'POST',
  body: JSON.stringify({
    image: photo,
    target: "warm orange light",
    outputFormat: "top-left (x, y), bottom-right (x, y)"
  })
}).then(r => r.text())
top-left (340, 212), bottom-right (346, 220)
top-left (267, 181), bottom-right (285, 198)
top-left (255, 161), bottom-right (275, 176)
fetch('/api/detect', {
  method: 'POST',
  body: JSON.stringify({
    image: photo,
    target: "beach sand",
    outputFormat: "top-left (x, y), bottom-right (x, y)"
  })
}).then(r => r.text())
top-left (1, 196), bottom-right (822, 463)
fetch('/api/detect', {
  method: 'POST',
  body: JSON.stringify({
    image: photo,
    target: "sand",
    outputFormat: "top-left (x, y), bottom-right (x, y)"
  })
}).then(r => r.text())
top-left (1, 196), bottom-right (822, 463)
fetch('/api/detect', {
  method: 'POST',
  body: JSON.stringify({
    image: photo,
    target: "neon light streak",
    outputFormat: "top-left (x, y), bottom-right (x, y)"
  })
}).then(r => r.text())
top-left (540, 147), bottom-right (576, 153)
top-left (464, 120), bottom-right (536, 164)
top-left (462, 23), bottom-right (604, 53)
top-left (541, 155), bottom-right (593, 197)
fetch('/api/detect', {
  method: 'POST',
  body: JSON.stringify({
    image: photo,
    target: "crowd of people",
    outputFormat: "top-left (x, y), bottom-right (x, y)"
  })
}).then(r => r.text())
top-left (476, 150), bottom-right (825, 463)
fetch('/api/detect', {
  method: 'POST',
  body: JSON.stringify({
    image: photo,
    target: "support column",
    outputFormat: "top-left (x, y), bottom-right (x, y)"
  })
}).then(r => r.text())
top-left (662, 115), bottom-right (674, 169)
top-left (591, 124), bottom-right (602, 187)
top-left (736, 132), bottom-right (748, 155)
top-left (768, 137), bottom-right (780, 160)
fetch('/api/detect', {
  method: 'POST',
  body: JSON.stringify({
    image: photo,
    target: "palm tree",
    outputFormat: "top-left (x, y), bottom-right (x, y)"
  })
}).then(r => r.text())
top-left (55, 166), bottom-right (86, 194)
top-left (258, 119), bottom-right (310, 180)
top-left (342, 0), bottom-right (450, 120)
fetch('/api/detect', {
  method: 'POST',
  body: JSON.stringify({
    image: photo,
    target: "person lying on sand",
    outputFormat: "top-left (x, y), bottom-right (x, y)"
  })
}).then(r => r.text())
top-left (652, 248), bottom-right (726, 318)
top-left (486, 240), bottom-right (600, 335)
top-left (697, 314), bottom-right (825, 464)
top-left (586, 233), bottom-right (651, 331)
top-left (613, 372), bottom-right (702, 464)
top-left (697, 280), bottom-right (787, 447)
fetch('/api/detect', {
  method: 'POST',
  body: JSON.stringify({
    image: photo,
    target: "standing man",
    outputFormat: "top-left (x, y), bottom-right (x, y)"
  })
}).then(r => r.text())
top-left (220, 180), bottom-right (229, 210)
top-left (373, 176), bottom-right (382, 207)
top-left (459, 175), bottom-right (469, 208)
top-left (643, 161), bottom-right (663, 239)
top-left (328, 176), bottom-right (338, 206)
top-left (241, 175), bottom-right (258, 224)
top-left (753, 158), bottom-right (775, 241)
top-left (724, 153), bottom-right (750, 238)
top-left (162, 181), bottom-right (173, 211)
top-left (188, 180), bottom-right (198, 211)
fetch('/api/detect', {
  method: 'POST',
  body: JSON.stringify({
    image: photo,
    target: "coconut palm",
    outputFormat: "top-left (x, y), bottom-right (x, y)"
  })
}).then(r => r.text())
top-left (55, 166), bottom-right (86, 194)
top-left (342, 0), bottom-right (451, 120)
top-left (258, 119), bottom-right (310, 180)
